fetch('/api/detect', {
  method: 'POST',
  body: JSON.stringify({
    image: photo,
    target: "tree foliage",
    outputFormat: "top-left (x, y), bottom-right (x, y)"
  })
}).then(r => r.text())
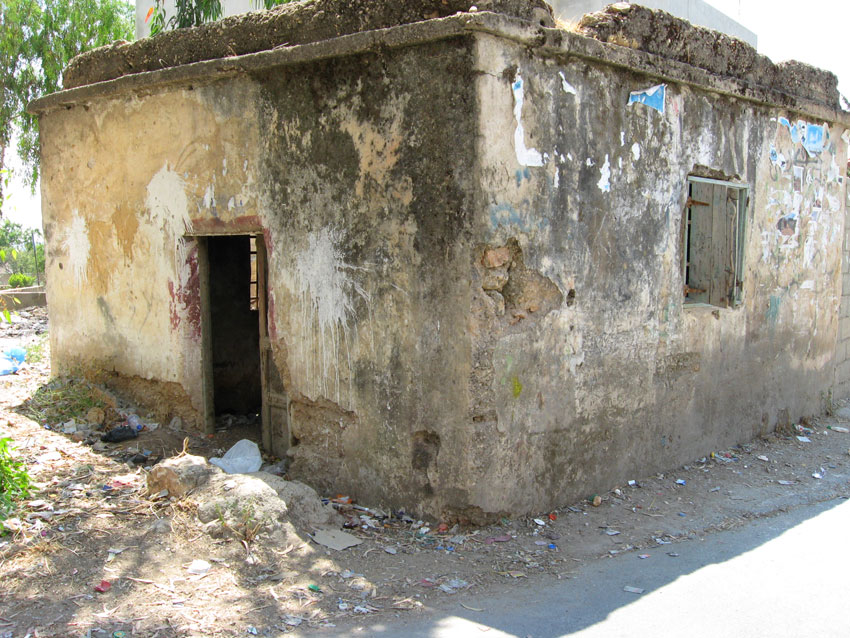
top-left (0, 0), bottom-right (133, 209)
top-left (148, 0), bottom-right (292, 35)
top-left (0, 219), bottom-right (44, 278)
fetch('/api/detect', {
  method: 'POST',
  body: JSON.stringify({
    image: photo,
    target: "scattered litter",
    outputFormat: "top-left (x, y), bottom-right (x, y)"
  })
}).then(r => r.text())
top-left (709, 487), bottom-right (721, 492)
top-left (757, 455), bottom-right (769, 462)
top-left (311, 528), bottom-right (363, 551)
top-left (591, 495), bottom-right (602, 507)
top-left (667, 552), bottom-right (680, 557)
top-left (101, 426), bottom-right (138, 443)
top-left (186, 559), bottom-right (211, 575)
top-left (678, 512), bottom-right (687, 517)
top-left (777, 480), bottom-right (795, 485)
top-left (812, 469), bottom-right (824, 479)
top-left (676, 479), bottom-right (686, 486)
top-left (796, 436), bottom-right (811, 443)
top-left (209, 439), bottom-right (262, 474)
top-left (439, 578), bottom-right (469, 594)
top-left (623, 585), bottom-right (644, 594)
top-left (654, 538), bottom-right (671, 545)
top-left (384, 546), bottom-right (398, 555)
top-left (282, 616), bottom-right (303, 626)
top-left (485, 535), bottom-right (512, 544)
top-left (533, 518), bottom-right (546, 526)
top-left (638, 554), bottom-right (650, 559)
top-left (0, 346), bottom-right (26, 375)
top-left (605, 529), bottom-right (620, 536)
top-left (499, 571), bottom-right (527, 579)
top-left (246, 627), bottom-right (258, 635)
top-left (829, 426), bottom-right (849, 433)
top-left (461, 603), bottom-right (485, 612)
top-left (308, 584), bottom-right (322, 593)
top-left (628, 480), bottom-right (638, 487)
top-left (548, 513), bottom-right (557, 521)
top-left (93, 580), bottom-right (112, 593)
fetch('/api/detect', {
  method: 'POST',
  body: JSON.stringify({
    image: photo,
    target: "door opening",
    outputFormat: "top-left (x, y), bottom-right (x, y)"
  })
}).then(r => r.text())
top-left (207, 235), bottom-right (262, 435)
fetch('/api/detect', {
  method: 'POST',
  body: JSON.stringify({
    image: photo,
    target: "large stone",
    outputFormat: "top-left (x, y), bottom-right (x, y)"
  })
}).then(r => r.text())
top-left (146, 454), bottom-right (216, 498)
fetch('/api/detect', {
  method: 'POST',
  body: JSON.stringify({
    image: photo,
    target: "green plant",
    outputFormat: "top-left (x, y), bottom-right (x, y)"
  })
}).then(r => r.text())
top-left (8, 272), bottom-right (34, 288)
top-left (25, 333), bottom-right (47, 363)
top-left (17, 377), bottom-right (105, 425)
top-left (0, 436), bottom-right (33, 521)
top-left (216, 502), bottom-right (264, 543)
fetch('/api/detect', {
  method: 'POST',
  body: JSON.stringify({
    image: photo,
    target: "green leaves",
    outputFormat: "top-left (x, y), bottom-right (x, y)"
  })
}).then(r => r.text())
top-left (0, 436), bottom-right (33, 521)
top-left (148, 0), bottom-right (294, 36)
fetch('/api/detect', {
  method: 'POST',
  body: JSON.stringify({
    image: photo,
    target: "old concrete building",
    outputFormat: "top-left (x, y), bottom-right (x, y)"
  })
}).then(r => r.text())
top-left (30, 0), bottom-right (850, 521)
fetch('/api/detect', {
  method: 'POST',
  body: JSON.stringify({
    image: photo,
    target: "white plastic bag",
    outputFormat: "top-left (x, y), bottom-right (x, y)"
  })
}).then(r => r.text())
top-left (210, 439), bottom-right (262, 474)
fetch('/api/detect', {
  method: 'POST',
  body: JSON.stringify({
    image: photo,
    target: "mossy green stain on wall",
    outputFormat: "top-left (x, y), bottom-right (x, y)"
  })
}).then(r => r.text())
top-left (512, 375), bottom-right (523, 398)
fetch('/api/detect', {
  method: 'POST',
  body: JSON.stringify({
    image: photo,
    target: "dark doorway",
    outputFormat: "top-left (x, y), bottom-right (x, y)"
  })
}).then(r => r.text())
top-left (207, 236), bottom-right (262, 429)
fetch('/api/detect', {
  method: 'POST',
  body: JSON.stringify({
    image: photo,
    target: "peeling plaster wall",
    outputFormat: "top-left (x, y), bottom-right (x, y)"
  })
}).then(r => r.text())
top-left (465, 34), bottom-right (848, 514)
top-left (40, 78), bottom-right (264, 419)
top-left (254, 42), bottom-right (478, 509)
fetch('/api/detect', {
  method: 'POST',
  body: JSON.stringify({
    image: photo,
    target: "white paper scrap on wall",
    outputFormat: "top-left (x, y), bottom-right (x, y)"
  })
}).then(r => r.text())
top-left (597, 154), bottom-right (611, 193)
top-left (559, 71), bottom-right (577, 95)
top-left (511, 73), bottom-right (544, 167)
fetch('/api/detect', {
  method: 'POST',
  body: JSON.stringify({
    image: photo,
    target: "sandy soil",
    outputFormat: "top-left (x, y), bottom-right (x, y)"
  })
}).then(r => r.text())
top-left (2, 309), bottom-right (850, 637)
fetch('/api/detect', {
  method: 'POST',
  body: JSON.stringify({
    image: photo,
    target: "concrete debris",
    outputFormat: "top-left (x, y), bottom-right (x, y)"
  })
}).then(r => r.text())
top-left (147, 454), bottom-right (215, 498)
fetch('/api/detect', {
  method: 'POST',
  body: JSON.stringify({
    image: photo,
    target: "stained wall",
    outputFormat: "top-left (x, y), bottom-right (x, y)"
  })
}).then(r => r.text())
top-left (33, 4), bottom-right (850, 519)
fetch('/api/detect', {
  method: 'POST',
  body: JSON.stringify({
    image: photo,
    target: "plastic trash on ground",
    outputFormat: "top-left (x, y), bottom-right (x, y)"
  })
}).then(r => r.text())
top-left (0, 346), bottom-right (26, 375)
top-left (210, 439), bottom-right (262, 474)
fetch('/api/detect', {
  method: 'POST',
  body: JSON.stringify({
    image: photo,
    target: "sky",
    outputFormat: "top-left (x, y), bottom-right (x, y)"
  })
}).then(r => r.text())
top-left (4, 0), bottom-right (849, 231)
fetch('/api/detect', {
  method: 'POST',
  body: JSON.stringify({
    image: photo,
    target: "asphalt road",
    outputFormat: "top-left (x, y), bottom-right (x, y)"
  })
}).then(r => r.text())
top-left (310, 497), bottom-right (850, 638)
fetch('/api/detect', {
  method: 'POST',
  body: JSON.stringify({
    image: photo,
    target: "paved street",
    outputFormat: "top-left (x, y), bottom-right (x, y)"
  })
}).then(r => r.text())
top-left (315, 497), bottom-right (850, 638)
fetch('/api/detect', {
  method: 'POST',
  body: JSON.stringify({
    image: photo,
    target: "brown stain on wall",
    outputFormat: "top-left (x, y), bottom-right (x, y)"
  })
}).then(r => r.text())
top-left (113, 205), bottom-right (139, 263)
top-left (87, 220), bottom-right (114, 296)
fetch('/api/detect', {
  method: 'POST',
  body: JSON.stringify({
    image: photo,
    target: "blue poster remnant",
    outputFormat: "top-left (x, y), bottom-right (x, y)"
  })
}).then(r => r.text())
top-left (628, 84), bottom-right (665, 114)
top-left (778, 117), bottom-right (826, 156)
top-left (802, 123), bottom-right (825, 156)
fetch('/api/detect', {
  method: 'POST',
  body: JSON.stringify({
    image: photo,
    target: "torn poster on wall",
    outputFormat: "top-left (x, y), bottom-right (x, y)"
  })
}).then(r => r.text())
top-left (628, 84), bottom-right (665, 114)
top-left (778, 117), bottom-right (827, 157)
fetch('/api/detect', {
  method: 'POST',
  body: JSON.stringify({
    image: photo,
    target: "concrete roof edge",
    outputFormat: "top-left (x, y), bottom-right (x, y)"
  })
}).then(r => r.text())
top-left (28, 11), bottom-right (850, 126)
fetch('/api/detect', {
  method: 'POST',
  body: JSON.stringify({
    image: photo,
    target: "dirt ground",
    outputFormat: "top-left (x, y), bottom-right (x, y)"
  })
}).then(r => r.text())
top-left (2, 309), bottom-right (850, 638)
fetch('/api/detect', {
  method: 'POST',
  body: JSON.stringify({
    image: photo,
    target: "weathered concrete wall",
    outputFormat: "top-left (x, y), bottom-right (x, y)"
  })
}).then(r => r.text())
top-left (32, 1), bottom-right (850, 520)
top-left (457, 32), bottom-right (848, 514)
top-left (834, 180), bottom-right (850, 399)
top-left (39, 76), bottom-right (265, 419)
top-left (255, 40), bottom-right (480, 508)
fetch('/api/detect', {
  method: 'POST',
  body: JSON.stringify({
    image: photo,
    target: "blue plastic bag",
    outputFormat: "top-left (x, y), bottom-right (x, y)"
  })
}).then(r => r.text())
top-left (0, 346), bottom-right (26, 375)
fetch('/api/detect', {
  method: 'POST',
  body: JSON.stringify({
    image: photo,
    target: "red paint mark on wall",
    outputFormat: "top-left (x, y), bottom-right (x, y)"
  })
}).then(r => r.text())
top-left (168, 243), bottom-right (202, 339)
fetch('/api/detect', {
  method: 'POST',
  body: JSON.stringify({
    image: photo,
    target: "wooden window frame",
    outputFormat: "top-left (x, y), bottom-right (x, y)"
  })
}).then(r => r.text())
top-left (682, 176), bottom-right (748, 308)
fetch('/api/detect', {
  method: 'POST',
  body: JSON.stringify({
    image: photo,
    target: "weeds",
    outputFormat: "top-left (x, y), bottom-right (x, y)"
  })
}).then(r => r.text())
top-left (217, 502), bottom-right (265, 543)
top-left (17, 377), bottom-right (104, 425)
top-left (0, 436), bottom-right (33, 521)
top-left (24, 333), bottom-right (48, 364)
